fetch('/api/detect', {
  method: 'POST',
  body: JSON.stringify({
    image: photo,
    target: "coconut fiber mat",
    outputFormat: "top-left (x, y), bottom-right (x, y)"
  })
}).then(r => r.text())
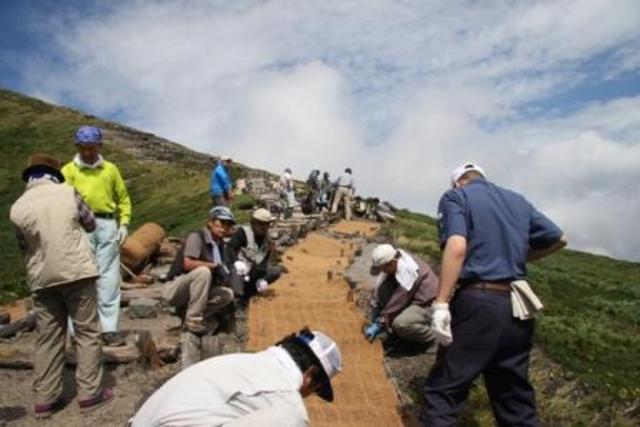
top-left (247, 220), bottom-right (404, 426)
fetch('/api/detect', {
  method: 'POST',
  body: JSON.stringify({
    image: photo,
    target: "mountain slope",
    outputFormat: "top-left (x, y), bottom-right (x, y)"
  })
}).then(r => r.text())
top-left (0, 88), bottom-right (254, 303)
top-left (1, 89), bottom-right (638, 424)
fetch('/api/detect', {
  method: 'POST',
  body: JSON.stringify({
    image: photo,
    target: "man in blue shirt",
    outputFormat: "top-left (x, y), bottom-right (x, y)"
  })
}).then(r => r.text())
top-left (210, 156), bottom-right (234, 207)
top-left (421, 163), bottom-right (567, 427)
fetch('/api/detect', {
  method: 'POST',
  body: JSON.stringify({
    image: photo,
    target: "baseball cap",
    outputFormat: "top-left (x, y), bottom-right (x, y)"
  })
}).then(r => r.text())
top-left (220, 155), bottom-right (232, 162)
top-left (74, 126), bottom-right (103, 145)
top-left (370, 244), bottom-right (397, 275)
top-left (208, 206), bottom-right (236, 223)
top-left (450, 162), bottom-right (485, 187)
top-left (252, 208), bottom-right (274, 223)
top-left (295, 330), bottom-right (342, 402)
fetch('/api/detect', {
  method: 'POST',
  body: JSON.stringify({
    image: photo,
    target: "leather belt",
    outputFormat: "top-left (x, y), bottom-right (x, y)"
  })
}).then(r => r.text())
top-left (467, 282), bottom-right (511, 294)
top-left (94, 212), bottom-right (116, 219)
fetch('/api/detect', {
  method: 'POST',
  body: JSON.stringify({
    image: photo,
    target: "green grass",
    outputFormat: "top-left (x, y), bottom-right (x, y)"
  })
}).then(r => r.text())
top-left (0, 89), bottom-right (255, 304)
top-left (390, 209), bottom-right (640, 425)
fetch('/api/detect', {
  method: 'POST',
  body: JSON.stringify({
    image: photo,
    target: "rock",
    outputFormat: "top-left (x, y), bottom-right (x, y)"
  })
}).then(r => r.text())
top-left (128, 298), bottom-right (159, 319)
top-left (181, 331), bottom-right (202, 369)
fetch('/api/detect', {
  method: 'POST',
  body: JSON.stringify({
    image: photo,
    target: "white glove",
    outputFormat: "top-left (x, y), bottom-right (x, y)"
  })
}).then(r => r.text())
top-left (256, 278), bottom-right (268, 293)
top-left (117, 225), bottom-right (128, 246)
top-left (234, 260), bottom-right (250, 276)
top-left (431, 302), bottom-right (453, 346)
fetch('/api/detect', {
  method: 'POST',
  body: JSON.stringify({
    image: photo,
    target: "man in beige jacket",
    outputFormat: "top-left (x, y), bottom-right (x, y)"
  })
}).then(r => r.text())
top-left (10, 154), bottom-right (112, 419)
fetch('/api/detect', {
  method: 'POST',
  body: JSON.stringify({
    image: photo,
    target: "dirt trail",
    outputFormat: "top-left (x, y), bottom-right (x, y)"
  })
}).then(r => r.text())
top-left (247, 220), bottom-right (405, 427)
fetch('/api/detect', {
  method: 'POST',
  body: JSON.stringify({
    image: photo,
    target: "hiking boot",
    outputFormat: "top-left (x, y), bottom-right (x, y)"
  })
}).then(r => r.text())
top-left (102, 332), bottom-right (126, 347)
top-left (78, 388), bottom-right (113, 413)
top-left (34, 396), bottom-right (66, 419)
top-left (184, 317), bottom-right (208, 335)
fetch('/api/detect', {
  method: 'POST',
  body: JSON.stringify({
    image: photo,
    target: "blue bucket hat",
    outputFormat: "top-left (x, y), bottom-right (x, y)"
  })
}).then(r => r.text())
top-left (74, 126), bottom-right (103, 145)
top-left (208, 206), bottom-right (236, 224)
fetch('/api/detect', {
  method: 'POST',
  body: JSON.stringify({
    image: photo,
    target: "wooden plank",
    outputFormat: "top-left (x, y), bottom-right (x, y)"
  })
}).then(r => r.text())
top-left (0, 298), bottom-right (33, 324)
top-left (0, 312), bottom-right (37, 338)
top-left (0, 344), bottom-right (140, 369)
top-left (121, 287), bottom-right (164, 305)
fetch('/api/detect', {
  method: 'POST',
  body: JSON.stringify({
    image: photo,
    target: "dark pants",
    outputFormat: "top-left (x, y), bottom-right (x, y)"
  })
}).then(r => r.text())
top-left (421, 288), bottom-right (538, 427)
top-left (211, 194), bottom-right (228, 207)
top-left (231, 264), bottom-right (282, 299)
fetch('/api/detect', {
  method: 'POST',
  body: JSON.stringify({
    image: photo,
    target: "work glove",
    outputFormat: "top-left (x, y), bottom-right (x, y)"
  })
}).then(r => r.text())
top-left (117, 225), bottom-right (128, 246)
top-left (363, 322), bottom-right (382, 342)
top-left (255, 278), bottom-right (268, 293)
top-left (431, 302), bottom-right (453, 346)
top-left (234, 260), bottom-right (250, 276)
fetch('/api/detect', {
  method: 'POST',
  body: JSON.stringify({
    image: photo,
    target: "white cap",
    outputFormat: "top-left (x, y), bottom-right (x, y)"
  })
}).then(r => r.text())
top-left (221, 155), bottom-right (232, 162)
top-left (252, 208), bottom-right (274, 223)
top-left (450, 162), bottom-right (486, 187)
top-left (371, 244), bottom-right (397, 268)
top-left (295, 330), bottom-right (342, 402)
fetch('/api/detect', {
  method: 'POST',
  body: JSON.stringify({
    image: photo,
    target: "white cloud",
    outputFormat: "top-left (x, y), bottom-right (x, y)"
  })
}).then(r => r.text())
top-left (14, 0), bottom-right (640, 260)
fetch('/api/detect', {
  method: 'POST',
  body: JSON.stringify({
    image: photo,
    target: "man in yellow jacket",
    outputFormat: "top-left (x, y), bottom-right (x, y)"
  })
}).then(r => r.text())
top-left (62, 125), bottom-right (131, 347)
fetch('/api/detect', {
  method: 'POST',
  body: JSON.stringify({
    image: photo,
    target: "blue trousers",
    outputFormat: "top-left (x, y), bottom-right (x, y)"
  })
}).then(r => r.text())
top-left (421, 288), bottom-right (539, 427)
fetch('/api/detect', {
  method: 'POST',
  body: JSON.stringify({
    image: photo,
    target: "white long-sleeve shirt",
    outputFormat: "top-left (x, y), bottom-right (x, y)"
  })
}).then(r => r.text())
top-left (336, 172), bottom-right (354, 189)
top-left (131, 347), bottom-right (309, 427)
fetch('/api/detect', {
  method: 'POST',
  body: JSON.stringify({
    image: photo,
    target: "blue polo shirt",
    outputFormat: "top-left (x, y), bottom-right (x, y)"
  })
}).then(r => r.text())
top-left (437, 178), bottom-right (563, 283)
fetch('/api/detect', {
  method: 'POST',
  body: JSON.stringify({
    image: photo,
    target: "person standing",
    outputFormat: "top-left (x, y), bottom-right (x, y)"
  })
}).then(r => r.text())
top-left (210, 156), bottom-right (234, 207)
top-left (317, 171), bottom-right (333, 212)
top-left (10, 154), bottom-right (112, 418)
top-left (62, 126), bottom-right (131, 347)
top-left (279, 167), bottom-right (296, 219)
top-left (304, 167), bottom-right (321, 213)
top-left (330, 167), bottom-right (355, 220)
top-left (130, 328), bottom-right (342, 427)
top-left (421, 163), bottom-right (567, 426)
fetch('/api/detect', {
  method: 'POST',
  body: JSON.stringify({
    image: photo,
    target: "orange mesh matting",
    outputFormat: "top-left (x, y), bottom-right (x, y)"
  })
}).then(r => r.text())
top-left (247, 220), bottom-right (404, 426)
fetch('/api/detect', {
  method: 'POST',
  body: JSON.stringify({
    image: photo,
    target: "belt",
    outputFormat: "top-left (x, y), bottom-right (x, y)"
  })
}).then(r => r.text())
top-left (466, 282), bottom-right (512, 295)
top-left (94, 212), bottom-right (116, 219)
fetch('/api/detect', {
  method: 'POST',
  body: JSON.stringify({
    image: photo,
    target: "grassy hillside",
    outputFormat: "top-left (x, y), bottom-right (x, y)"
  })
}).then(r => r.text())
top-left (2, 89), bottom-right (638, 424)
top-left (0, 89), bottom-right (254, 304)
top-left (390, 210), bottom-right (640, 425)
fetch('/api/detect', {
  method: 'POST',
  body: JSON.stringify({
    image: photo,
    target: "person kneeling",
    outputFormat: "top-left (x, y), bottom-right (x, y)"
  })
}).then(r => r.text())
top-left (364, 244), bottom-right (439, 351)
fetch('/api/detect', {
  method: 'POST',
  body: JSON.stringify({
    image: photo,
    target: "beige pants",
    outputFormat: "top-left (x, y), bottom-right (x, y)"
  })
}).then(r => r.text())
top-left (33, 279), bottom-right (103, 405)
top-left (391, 304), bottom-right (436, 344)
top-left (331, 186), bottom-right (352, 220)
top-left (162, 267), bottom-right (234, 321)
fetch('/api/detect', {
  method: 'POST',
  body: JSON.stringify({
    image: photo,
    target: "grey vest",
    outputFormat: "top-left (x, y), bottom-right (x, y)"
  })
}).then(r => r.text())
top-left (238, 225), bottom-right (269, 268)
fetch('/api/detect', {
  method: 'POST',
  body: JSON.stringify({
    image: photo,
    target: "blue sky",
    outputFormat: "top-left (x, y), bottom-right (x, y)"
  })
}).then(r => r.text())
top-left (1, 0), bottom-right (640, 260)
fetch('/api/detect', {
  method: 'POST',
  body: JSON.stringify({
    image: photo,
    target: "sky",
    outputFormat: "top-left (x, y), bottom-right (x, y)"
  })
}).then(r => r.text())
top-left (1, 0), bottom-right (639, 261)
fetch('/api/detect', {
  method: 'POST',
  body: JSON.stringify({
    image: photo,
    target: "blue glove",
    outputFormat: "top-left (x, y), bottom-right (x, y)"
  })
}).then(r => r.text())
top-left (364, 322), bottom-right (382, 342)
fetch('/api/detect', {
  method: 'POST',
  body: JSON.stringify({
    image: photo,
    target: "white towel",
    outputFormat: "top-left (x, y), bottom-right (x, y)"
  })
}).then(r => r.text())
top-left (373, 250), bottom-right (419, 292)
top-left (394, 250), bottom-right (419, 291)
top-left (510, 280), bottom-right (544, 320)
